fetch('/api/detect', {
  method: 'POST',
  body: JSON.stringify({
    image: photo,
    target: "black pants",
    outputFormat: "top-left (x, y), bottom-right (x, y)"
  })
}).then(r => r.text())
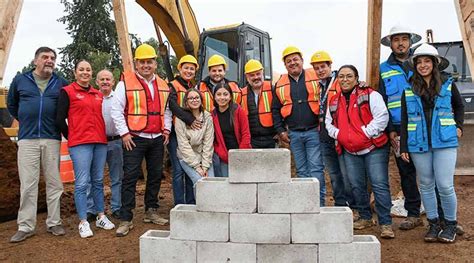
top-left (395, 154), bottom-right (422, 217)
top-left (251, 135), bottom-right (276, 149)
top-left (120, 136), bottom-right (164, 221)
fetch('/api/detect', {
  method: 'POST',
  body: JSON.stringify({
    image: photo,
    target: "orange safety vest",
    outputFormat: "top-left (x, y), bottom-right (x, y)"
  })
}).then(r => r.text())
top-left (199, 81), bottom-right (242, 112)
top-left (170, 79), bottom-right (187, 107)
top-left (274, 69), bottom-right (320, 118)
top-left (122, 71), bottom-right (170, 132)
top-left (240, 81), bottom-right (274, 127)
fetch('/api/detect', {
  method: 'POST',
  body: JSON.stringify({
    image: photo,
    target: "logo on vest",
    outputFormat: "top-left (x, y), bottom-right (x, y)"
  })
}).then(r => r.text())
top-left (76, 93), bottom-right (85, 100)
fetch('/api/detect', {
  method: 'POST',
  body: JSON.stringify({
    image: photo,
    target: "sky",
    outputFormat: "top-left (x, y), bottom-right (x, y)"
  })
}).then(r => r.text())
top-left (2, 0), bottom-right (461, 86)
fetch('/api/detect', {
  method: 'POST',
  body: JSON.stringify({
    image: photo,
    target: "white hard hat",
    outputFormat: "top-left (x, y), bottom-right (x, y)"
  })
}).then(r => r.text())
top-left (381, 24), bottom-right (422, 46)
top-left (410, 43), bottom-right (450, 70)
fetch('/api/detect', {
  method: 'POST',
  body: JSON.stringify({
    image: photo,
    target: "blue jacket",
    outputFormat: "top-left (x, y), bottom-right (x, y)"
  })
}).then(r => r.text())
top-left (380, 60), bottom-right (412, 126)
top-left (7, 71), bottom-right (68, 140)
top-left (405, 78), bottom-right (458, 153)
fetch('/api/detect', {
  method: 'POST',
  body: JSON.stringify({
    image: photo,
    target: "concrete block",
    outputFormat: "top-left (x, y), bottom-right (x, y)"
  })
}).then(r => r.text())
top-left (139, 230), bottom-right (196, 263)
top-left (258, 178), bottom-right (320, 213)
top-left (197, 242), bottom-right (256, 263)
top-left (228, 149), bottom-right (291, 183)
top-left (196, 177), bottom-right (257, 213)
top-left (292, 207), bottom-right (353, 244)
top-left (257, 244), bottom-right (318, 263)
top-left (170, 204), bottom-right (229, 242)
top-left (230, 213), bottom-right (290, 244)
top-left (319, 235), bottom-right (381, 263)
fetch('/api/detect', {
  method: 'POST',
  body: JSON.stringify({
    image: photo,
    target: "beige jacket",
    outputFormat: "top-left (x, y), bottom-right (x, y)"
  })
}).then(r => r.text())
top-left (175, 111), bottom-right (214, 171)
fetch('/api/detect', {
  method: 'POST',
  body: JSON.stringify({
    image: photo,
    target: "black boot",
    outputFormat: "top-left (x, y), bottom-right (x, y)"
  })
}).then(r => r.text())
top-left (424, 218), bottom-right (441, 242)
top-left (438, 219), bottom-right (457, 243)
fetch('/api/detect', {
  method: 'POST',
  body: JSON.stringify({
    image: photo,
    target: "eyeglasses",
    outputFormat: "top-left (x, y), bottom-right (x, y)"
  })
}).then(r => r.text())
top-left (187, 96), bottom-right (201, 101)
top-left (337, 74), bottom-right (355, 80)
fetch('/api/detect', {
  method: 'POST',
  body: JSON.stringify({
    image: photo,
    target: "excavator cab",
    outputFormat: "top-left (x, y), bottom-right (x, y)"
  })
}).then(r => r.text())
top-left (197, 23), bottom-right (272, 87)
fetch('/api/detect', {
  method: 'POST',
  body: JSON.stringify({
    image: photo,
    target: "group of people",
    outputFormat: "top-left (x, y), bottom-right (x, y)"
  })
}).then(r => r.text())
top-left (7, 24), bottom-right (464, 244)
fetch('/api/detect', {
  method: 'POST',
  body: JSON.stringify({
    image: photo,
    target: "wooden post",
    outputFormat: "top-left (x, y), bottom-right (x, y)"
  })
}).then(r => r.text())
top-left (454, 0), bottom-right (474, 80)
top-left (0, 0), bottom-right (23, 86)
top-left (112, 0), bottom-right (133, 72)
top-left (366, 0), bottom-right (383, 89)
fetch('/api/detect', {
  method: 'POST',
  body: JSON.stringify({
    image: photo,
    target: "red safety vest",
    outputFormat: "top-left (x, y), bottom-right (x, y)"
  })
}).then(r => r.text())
top-left (199, 81), bottom-right (242, 112)
top-left (122, 71), bottom-right (170, 133)
top-left (63, 82), bottom-right (107, 147)
top-left (240, 81), bottom-right (274, 127)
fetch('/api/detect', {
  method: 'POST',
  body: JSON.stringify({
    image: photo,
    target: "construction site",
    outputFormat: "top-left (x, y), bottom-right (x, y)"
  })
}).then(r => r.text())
top-left (0, 0), bottom-right (474, 262)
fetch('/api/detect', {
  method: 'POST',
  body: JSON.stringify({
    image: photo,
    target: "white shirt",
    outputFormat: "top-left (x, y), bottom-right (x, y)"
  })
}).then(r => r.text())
top-left (111, 73), bottom-right (172, 139)
top-left (102, 91), bottom-right (119, 137)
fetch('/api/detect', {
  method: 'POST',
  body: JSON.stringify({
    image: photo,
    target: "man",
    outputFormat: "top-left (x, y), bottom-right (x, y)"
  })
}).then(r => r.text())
top-left (379, 25), bottom-right (423, 230)
top-left (111, 44), bottom-right (172, 237)
top-left (87, 69), bottom-right (123, 219)
top-left (240, 59), bottom-right (277, 148)
top-left (310, 51), bottom-right (353, 207)
top-left (272, 46), bottom-right (325, 206)
top-left (199, 54), bottom-right (242, 112)
top-left (7, 47), bottom-right (68, 242)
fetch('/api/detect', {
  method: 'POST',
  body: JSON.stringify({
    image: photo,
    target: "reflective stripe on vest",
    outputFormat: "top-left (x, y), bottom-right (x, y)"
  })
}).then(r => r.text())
top-left (275, 69), bottom-right (320, 118)
top-left (380, 62), bottom-right (412, 125)
top-left (199, 81), bottom-right (242, 112)
top-left (171, 79), bottom-right (187, 107)
top-left (241, 81), bottom-right (273, 127)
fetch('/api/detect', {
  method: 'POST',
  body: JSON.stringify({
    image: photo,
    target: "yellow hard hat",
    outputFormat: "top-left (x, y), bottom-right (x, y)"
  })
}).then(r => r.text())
top-left (244, 59), bottom-right (263, 74)
top-left (208, 54), bottom-right (227, 69)
top-left (282, 46), bottom-right (302, 61)
top-left (178, 55), bottom-right (199, 70)
top-left (310, 51), bottom-right (332, 64)
top-left (134, 44), bottom-right (157, 60)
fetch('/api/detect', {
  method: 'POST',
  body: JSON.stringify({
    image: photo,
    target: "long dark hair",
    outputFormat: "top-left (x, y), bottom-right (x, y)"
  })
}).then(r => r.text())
top-left (183, 88), bottom-right (204, 113)
top-left (411, 55), bottom-right (442, 105)
top-left (213, 82), bottom-right (235, 127)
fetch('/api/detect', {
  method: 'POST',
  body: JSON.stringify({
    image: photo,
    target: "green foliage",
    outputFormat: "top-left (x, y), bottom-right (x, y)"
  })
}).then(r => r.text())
top-left (139, 38), bottom-right (178, 80)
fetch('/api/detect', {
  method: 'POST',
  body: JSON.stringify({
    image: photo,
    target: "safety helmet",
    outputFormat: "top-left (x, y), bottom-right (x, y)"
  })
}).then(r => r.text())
top-left (178, 55), bottom-right (198, 70)
top-left (381, 24), bottom-right (422, 47)
top-left (310, 51), bottom-right (332, 64)
top-left (244, 59), bottom-right (264, 74)
top-left (207, 54), bottom-right (227, 70)
top-left (282, 46), bottom-right (302, 61)
top-left (410, 43), bottom-right (449, 70)
top-left (134, 44), bottom-right (157, 60)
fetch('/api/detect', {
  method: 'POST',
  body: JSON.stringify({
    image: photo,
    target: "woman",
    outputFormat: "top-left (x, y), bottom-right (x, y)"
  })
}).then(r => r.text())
top-left (325, 65), bottom-right (394, 239)
top-left (56, 60), bottom-right (114, 238)
top-left (212, 83), bottom-right (251, 177)
top-left (175, 89), bottom-right (214, 192)
top-left (400, 43), bottom-right (464, 243)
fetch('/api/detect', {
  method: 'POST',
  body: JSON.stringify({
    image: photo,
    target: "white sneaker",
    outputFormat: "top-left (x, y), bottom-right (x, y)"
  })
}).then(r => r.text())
top-left (96, 215), bottom-right (115, 230)
top-left (79, 221), bottom-right (93, 238)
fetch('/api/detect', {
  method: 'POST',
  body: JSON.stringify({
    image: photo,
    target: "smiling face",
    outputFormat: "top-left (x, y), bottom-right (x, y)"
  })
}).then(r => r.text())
top-left (214, 86), bottom-right (232, 110)
top-left (33, 51), bottom-right (56, 78)
top-left (96, 70), bottom-right (115, 95)
top-left (209, 64), bottom-right (225, 83)
top-left (135, 58), bottom-right (157, 80)
top-left (337, 67), bottom-right (358, 93)
top-left (312, 61), bottom-right (332, 79)
top-left (415, 56), bottom-right (434, 78)
top-left (246, 69), bottom-right (263, 89)
top-left (179, 62), bottom-right (196, 81)
top-left (284, 53), bottom-right (303, 78)
top-left (74, 61), bottom-right (93, 86)
top-left (185, 90), bottom-right (202, 111)
top-left (390, 33), bottom-right (411, 58)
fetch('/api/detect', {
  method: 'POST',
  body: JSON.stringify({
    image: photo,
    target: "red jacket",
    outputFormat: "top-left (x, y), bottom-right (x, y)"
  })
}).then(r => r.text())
top-left (63, 82), bottom-right (106, 147)
top-left (212, 104), bottom-right (252, 163)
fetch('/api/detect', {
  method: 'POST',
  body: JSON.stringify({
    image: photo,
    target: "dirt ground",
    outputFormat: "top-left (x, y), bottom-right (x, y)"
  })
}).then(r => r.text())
top-left (0, 157), bottom-right (473, 262)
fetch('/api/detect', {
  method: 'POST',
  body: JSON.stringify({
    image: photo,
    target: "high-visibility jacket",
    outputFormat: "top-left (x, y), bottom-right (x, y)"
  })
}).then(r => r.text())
top-left (380, 62), bottom-right (412, 126)
top-left (328, 87), bottom-right (388, 154)
top-left (122, 71), bottom-right (170, 133)
top-left (274, 69), bottom-right (320, 118)
top-left (240, 81), bottom-right (274, 127)
top-left (405, 78), bottom-right (458, 153)
top-left (199, 81), bottom-right (242, 112)
top-left (170, 79), bottom-right (187, 107)
top-left (63, 82), bottom-right (107, 147)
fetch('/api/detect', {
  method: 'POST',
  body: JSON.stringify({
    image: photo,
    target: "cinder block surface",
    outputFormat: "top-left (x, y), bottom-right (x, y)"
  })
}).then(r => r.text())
top-left (139, 230), bottom-right (196, 263)
top-left (319, 235), bottom-right (381, 263)
top-left (258, 178), bottom-right (320, 213)
top-left (197, 242), bottom-right (256, 263)
top-left (170, 204), bottom-right (229, 242)
top-left (292, 207), bottom-right (353, 244)
top-left (196, 177), bottom-right (257, 213)
top-left (228, 149), bottom-right (291, 183)
top-left (230, 213), bottom-right (290, 244)
top-left (257, 244), bottom-right (318, 263)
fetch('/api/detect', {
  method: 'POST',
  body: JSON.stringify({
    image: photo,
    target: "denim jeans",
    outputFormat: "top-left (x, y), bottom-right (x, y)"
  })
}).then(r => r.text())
top-left (410, 147), bottom-right (457, 221)
top-left (213, 153), bottom-right (229, 177)
top-left (179, 160), bottom-right (215, 185)
top-left (288, 129), bottom-right (325, 206)
top-left (69, 143), bottom-right (107, 221)
top-left (320, 141), bottom-right (354, 207)
top-left (343, 145), bottom-right (393, 225)
top-left (87, 139), bottom-right (123, 214)
top-left (168, 131), bottom-right (195, 205)
top-left (120, 136), bottom-right (165, 221)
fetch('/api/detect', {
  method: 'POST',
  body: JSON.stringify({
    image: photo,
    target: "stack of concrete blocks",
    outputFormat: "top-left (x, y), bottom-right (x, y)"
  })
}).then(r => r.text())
top-left (140, 149), bottom-right (381, 263)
